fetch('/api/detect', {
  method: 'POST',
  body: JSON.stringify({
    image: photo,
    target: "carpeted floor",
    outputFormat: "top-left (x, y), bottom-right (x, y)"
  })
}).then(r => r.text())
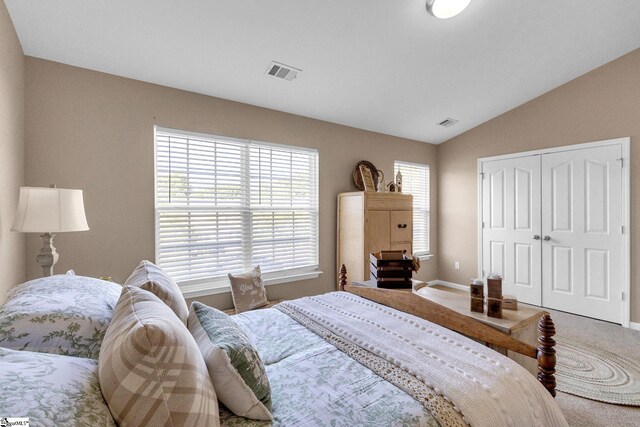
top-left (544, 308), bottom-right (640, 426)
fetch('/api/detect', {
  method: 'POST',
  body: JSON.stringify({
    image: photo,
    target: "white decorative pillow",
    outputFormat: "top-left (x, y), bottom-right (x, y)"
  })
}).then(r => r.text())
top-left (228, 266), bottom-right (268, 314)
top-left (99, 286), bottom-right (219, 426)
top-left (124, 260), bottom-right (189, 324)
top-left (188, 301), bottom-right (272, 421)
top-left (0, 275), bottom-right (121, 359)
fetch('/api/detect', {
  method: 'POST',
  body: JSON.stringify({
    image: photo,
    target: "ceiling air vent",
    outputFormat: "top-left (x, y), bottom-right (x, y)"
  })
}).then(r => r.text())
top-left (438, 118), bottom-right (459, 128)
top-left (265, 61), bottom-right (301, 81)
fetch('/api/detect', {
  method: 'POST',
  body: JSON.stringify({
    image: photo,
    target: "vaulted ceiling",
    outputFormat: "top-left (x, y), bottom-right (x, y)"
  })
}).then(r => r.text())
top-left (6, 0), bottom-right (640, 143)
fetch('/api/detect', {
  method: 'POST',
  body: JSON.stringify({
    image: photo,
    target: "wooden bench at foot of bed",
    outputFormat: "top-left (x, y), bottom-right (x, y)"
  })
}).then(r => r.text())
top-left (337, 264), bottom-right (557, 397)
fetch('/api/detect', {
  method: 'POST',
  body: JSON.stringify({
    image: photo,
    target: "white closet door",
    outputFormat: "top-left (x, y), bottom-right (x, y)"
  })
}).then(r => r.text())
top-left (541, 145), bottom-right (623, 323)
top-left (482, 156), bottom-right (541, 305)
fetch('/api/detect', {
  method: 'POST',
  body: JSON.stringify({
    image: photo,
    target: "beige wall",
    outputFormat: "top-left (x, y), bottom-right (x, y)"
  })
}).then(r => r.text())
top-left (24, 57), bottom-right (438, 309)
top-left (437, 48), bottom-right (640, 322)
top-left (0, 1), bottom-right (25, 303)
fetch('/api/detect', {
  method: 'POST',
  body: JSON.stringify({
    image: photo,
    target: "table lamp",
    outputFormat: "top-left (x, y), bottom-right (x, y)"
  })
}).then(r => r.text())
top-left (11, 185), bottom-right (89, 277)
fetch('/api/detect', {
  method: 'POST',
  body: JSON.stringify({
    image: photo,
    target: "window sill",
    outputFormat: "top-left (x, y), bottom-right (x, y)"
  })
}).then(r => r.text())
top-left (418, 254), bottom-right (434, 261)
top-left (180, 270), bottom-right (323, 299)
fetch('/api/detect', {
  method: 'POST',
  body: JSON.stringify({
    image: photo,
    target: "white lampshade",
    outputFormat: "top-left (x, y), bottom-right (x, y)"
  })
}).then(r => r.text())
top-left (11, 187), bottom-right (89, 233)
top-left (427, 0), bottom-right (471, 19)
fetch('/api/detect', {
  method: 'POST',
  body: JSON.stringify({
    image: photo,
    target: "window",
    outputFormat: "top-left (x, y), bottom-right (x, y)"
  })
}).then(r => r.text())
top-left (155, 127), bottom-right (319, 295)
top-left (394, 161), bottom-right (430, 256)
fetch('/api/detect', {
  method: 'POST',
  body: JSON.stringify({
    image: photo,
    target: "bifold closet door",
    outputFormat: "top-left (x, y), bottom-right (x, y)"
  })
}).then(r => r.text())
top-left (541, 145), bottom-right (623, 323)
top-left (482, 156), bottom-right (542, 306)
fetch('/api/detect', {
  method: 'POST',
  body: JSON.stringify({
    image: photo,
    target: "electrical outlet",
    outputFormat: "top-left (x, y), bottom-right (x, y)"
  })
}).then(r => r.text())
top-left (454, 261), bottom-right (460, 270)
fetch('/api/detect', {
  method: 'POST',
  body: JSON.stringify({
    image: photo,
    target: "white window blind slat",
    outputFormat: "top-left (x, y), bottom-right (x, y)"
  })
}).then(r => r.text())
top-left (155, 128), bottom-right (319, 286)
top-left (394, 161), bottom-right (430, 256)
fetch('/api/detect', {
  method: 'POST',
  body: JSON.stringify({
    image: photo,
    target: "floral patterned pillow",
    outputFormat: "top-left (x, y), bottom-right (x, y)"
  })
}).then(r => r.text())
top-left (0, 347), bottom-right (116, 426)
top-left (188, 301), bottom-right (272, 421)
top-left (0, 275), bottom-right (121, 359)
top-left (228, 266), bottom-right (268, 314)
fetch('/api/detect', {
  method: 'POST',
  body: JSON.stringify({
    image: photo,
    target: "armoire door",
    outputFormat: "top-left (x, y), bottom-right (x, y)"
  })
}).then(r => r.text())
top-left (482, 155), bottom-right (542, 305)
top-left (365, 210), bottom-right (390, 278)
top-left (541, 145), bottom-right (623, 323)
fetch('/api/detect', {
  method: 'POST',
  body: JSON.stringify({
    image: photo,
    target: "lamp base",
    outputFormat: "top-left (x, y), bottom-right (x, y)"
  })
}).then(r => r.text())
top-left (37, 233), bottom-right (59, 277)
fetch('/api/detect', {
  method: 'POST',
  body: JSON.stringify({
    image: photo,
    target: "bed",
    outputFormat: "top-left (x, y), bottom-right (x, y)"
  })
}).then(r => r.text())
top-left (0, 267), bottom-right (567, 427)
top-left (222, 290), bottom-right (565, 426)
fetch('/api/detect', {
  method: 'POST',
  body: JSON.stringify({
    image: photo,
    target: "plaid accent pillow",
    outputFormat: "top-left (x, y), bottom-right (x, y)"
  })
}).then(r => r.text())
top-left (228, 266), bottom-right (269, 314)
top-left (188, 302), bottom-right (272, 421)
top-left (124, 260), bottom-right (189, 324)
top-left (99, 286), bottom-right (219, 426)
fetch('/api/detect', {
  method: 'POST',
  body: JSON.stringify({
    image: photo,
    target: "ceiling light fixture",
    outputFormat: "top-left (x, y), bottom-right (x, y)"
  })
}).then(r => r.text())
top-left (426, 0), bottom-right (471, 19)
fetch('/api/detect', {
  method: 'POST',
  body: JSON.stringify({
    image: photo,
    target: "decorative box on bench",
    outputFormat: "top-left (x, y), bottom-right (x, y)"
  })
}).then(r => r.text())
top-left (369, 250), bottom-right (413, 288)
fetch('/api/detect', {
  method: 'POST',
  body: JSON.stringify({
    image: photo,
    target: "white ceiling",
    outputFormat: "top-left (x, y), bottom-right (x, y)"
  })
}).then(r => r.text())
top-left (6, 0), bottom-right (640, 144)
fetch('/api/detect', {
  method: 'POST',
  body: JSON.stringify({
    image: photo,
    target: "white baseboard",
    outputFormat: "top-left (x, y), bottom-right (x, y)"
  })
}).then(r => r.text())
top-left (426, 280), bottom-right (469, 292)
top-left (629, 322), bottom-right (640, 331)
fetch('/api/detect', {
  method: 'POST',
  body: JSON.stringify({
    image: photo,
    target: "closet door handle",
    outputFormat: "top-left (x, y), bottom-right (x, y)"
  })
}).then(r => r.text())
top-left (533, 235), bottom-right (541, 240)
top-left (543, 235), bottom-right (551, 241)
top-left (397, 224), bottom-right (408, 229)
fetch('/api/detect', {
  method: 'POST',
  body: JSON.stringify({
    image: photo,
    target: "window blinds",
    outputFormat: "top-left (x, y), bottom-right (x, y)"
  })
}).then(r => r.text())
top-left (394, 161), bottom-right (430, 255)
top-left (155, 128), bottom-right (319, 286)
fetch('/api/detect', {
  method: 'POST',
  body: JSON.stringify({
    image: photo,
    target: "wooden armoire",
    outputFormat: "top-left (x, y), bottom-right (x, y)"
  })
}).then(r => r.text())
top-left (337, 192), bottom-right (413, 286)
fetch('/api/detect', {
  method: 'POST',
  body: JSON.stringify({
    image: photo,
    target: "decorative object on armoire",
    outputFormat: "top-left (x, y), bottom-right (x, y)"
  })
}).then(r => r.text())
top-left (503, 295), bottom-right (518, 310)
top-left (228, 266), bottom-right (269, 313)
top-left (486, 273), bottom-right (503, 318)
top-left (358, 164), bottom-right (376, 192)
top-left (395, 170), bottom-right (403, 193)
top-left (386, 181), bottom-right (397, 192)
top-left (336, 192), bottom-right (413, 287)
top-left (376, 170), bottom-right (386, 192)
top-left (352, 160), bottom-right (380, 191)
top-left (470, 278), bottom-right (484, 313)
top-left (11, 185), bottom-right (89, 277)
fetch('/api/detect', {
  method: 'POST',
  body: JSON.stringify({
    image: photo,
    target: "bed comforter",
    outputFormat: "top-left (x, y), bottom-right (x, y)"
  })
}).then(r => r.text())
top-left (226, 292), bottom-right (567, 427)
top-left (222, 307), bottom-right (443, 426)
top-left (0, 347), bottom-right (115, 426)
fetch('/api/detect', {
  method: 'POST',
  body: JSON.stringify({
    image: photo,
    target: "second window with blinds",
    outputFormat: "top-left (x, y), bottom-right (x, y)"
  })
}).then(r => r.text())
top-left (155, 127), bottom-right (319, 296)
top-left (394, 161), bottom-right (430, 257)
